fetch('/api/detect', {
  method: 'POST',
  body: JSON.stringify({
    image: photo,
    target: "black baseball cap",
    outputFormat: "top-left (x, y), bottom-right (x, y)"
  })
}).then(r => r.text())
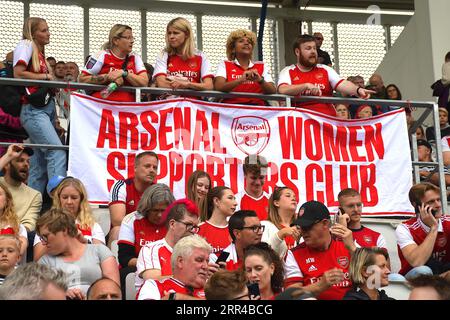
top-left (291, 201), bottom-right (330, 228)
top-left (417, 139), bottom-right (431, 151)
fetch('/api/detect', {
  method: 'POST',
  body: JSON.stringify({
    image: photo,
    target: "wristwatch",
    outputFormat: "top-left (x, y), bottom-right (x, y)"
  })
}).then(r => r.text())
top-left (122, 70), bottom-right (128, 78)
top-left (258, 76), bottom-right (265, 84)
top-left (168, 292), bottom-right (176, 300)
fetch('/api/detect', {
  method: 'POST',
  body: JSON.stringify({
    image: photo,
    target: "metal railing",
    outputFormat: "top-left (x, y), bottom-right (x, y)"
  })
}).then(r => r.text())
top-left (0, 77), bottom-right (445, 214)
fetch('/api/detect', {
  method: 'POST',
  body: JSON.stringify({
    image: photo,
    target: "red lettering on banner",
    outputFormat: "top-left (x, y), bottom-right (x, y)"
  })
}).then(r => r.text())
top-left (278, 116), bottom-right (302, 160)
top-left (211, 113), bottom-right (227, 154)
top-left (280, 163), bottom-right (300, 202)
top-left (324, 166), bottom-right (338, 207)
top-left (97, 109), bottom-right (117, 148)
top-left (193, 111), bottom-right (211, 152)
top-left (157, 153), bottom-right (168, 181)
top-left (306, 164), bottom-right (325, 203)
top-left (360, 164), bottom-right (378, 206)
top-left (140, 111), bottom-right (158, 150)
top-left (185, 154), bottom-right (205, 184)
top-left (206, 155), bottom-right (225, 186)
top-left (304, 119), bottom-right (323, 161)
top-left (159, 108), bottom-right (174, 151)
top-left (323, 124), bottom-right (350, 162)
top-left (169, 151), bottom-right (184, 190)
top-left (364, 124), bottom-right (385, 161)
top-left (348, 126), bottom-right (366, 162)
top-left (106, 152), bottom-right (126, 191)
top-left (173, 107), bottom-right (191, 150)
top-left (264, 162), bottom-right (279, 196)
top-left (118, 112), bottom-right (139, 150)
top-left (225, 157), bottom-right (240, 192)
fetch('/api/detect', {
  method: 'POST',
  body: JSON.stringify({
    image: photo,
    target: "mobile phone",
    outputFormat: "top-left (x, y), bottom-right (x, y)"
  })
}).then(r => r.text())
top-left (333, 208), bottom-right (343, 225)
top-left (247, 282), bottom-right (260, 298)
top-left (216, 251), bottom-right (230, 266)
top-left (416, 201), bottom-right (437, 216)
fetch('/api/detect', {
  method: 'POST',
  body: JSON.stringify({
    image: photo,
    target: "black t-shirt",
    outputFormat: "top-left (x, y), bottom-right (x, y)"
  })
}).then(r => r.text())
top-left (317, 48), bottom-right (332, 66)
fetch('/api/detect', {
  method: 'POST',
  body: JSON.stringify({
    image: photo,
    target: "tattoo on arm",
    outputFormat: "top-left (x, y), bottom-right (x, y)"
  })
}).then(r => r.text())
top-left (90, 75), bottom-right (106, 83)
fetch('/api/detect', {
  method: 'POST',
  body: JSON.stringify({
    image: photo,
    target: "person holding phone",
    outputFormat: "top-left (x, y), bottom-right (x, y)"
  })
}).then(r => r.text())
top-left (396, 183), bottom-right (450, 281)
top-left (244, 242), bottom-right (284, 300)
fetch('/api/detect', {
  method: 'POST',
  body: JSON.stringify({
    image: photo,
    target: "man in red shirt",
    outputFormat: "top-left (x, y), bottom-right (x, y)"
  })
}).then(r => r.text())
top-left (209, 210), bottom-right (263, 271)
top-left (337, 188), bottom-right (387, 249)
top-left (235, 155), bottom-right (270, 221)
top-left (108, 151), bottom-right (159, 247)
top-left (137, 234), bottom-right (211, 300)
top-left (284, 201), bottom-right (356, 300)
top-left (278, 34), bottom-right (375, 117)
top-left (135, 199), bottom-right (200, 289)
top-left (396, 183), bottom-right (450, 280)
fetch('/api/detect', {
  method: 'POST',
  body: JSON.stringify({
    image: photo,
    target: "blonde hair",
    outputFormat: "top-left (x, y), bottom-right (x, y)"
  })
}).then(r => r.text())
top-left (268, 187), bottom-right (295, 230)
top-left (0, 182), bottom-right (20, 234)
top-left (226, 29), bottom-right (257, 61)
top-left (349, 247), bottom-right (389, 287)
top-left (0, 234), bottom-right (22, 253)
top-left (186, 171), bottom-right (211, 221)
top-left (102, 24), bottom-right (132, 50)
top-left (51, 177), bottom-right (95, 230)
top-left (165, 17), bottom-right (195, 60)
top-left (22, 17), bottom-right (48, 73)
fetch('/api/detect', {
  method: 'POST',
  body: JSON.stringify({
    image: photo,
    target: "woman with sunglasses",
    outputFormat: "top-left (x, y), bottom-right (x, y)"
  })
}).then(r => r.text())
top-left (36, 208), bottom-right (119, 300)
top-left (198, 186), bottom-right (237, 253)
top-left (261, 187), bottom-right (300, 259)
top-left (244, 242), bottom-right (284, 300)
top-left (79, 24), bottom-right (148, 102)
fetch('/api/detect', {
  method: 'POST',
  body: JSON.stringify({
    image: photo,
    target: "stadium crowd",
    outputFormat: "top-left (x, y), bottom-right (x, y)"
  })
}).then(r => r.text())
top-left (0, 16), bottom-right (450, 300)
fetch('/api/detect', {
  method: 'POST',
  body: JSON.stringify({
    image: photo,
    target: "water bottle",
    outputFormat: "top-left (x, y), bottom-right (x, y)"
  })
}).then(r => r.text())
top-left (100, 82), bottom-right (118, 99)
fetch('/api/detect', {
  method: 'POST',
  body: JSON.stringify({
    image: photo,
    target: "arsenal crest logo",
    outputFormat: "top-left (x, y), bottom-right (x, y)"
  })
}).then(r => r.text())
top-left (363, 235), bottom-right (372, 244)
top-left (315, 73), bottom-right (324, 81)
top-left (189, 61), bottom-right (197, 69)
top-left (231, 116), bottom-right (270, 155)
top-left (337, 256), bottom-right (349, 268)
top-left (437, 236), bottom-right (447, 248)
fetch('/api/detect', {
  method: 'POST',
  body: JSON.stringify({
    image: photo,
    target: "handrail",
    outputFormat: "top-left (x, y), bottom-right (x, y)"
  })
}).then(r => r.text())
top-left (0, 77), bottom-right (446, 214)
top-left (0, 77), bottom-right (436, 108)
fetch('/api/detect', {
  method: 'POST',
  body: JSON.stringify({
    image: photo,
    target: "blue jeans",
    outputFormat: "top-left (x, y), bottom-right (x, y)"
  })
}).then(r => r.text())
top-left (20, 100), bottom-right (67, 194)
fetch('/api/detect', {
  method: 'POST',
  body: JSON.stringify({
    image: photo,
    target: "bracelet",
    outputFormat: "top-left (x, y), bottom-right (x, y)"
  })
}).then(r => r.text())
top-left (122, 70), bottom-right (128, 78)
top-left (356, 87), bottom-right (362, 97)
top-left (258, 76), bottom-right (265, 84)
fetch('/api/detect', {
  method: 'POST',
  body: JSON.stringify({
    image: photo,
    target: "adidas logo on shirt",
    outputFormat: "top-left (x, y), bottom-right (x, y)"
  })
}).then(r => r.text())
top-left (308, 265), bottom-right (318, 272)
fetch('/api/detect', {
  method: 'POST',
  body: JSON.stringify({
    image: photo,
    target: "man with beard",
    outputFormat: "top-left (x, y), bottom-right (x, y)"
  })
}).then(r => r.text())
top-left (137, 234), bottom-right (211, 300)
top-left (108, 151), bottom-right (159, 247)
top-left (0, 144), bottom-right (42, 232)
top-left (278, 34), bottom-right (374, 117)
top-left (135, 199), bottom-right (200, 290)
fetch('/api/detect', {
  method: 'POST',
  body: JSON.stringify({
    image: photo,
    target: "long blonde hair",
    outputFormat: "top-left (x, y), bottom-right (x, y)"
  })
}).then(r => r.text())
top-left (51, 177), bottom-right (95, 230)
top-left (186, 170), bottom-right (211, 221)
top-left (0, 182), bottom-right (20, 234)
top-left (22, 17), bottom-right (48, 73)
top-left (102, 24), bottom-right (132, 51)
top-left (165, 17), bottom-right (195, 60)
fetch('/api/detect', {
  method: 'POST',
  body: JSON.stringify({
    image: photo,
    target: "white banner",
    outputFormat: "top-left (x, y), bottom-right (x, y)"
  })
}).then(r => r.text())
top-left (69, 93), bottom-right (415, 218)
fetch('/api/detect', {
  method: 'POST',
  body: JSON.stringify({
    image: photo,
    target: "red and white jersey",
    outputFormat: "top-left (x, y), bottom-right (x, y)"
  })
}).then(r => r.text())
top-left (109, 178), bottom-right (143, 215)
top-left (284, 239), bottom-right (352, 300)
top-left (137, 277), bottom-right (205, 300)
top-left (198, 221), bottom-right (231, 253)
top-left (396, 216), bottom-right (450, 275)
top-left (350, 226), bottom-right (387, 249)
top-left (209, 243), bottom-right (242, 271)
top-left (81, 50), bottom-right (146, 102)
top-left (442, 136), bottom-right (450, 152)
top-left (278, 64), bottom-right (344, 116)
top-left (215, 59), bottom-right (273, 106)
top-left (135, 238), bottom-right (173, 289)
top-left (118, 211), bottom-right (167, 256)
top-left (0, 224), bottom-right (27, 239)
top-left (13, 40), bottom-right (50, 97)
top-left (235, 190), bottom-right (270, 221)
top-left (34, 221), bottom-right (105, 246)
top-left (153, 50), bottom-right (214, 84)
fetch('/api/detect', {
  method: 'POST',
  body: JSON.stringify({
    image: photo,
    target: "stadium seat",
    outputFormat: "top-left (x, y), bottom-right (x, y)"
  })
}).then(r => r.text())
top-left (125, 272), bottom-right (137, 300)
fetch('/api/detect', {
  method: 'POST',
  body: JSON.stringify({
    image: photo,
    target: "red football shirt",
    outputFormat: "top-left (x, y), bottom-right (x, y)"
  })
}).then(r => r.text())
top-left (236, 190), bottom-right (269, 221)
top-left (350, 226), bottom-right (387, 249)
top-left (109, 178), bottom-right (144, 215)
top-left (284, 239), bottom-right (352, 300)
top-left (198, 221), bottom-right (231, 254)
top-left (396, 216), bottom-right (450, 275)
top-left (137, 277), bottom-right (205, 300)
top-left (278, 64), bottom-right (344, 116)
top-left (215, 60), bottom-right (274, 106)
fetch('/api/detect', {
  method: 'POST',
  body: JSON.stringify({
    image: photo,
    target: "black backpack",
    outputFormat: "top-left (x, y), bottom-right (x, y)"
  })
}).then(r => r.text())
top-left (0, 61), bottom-right (24, 118)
